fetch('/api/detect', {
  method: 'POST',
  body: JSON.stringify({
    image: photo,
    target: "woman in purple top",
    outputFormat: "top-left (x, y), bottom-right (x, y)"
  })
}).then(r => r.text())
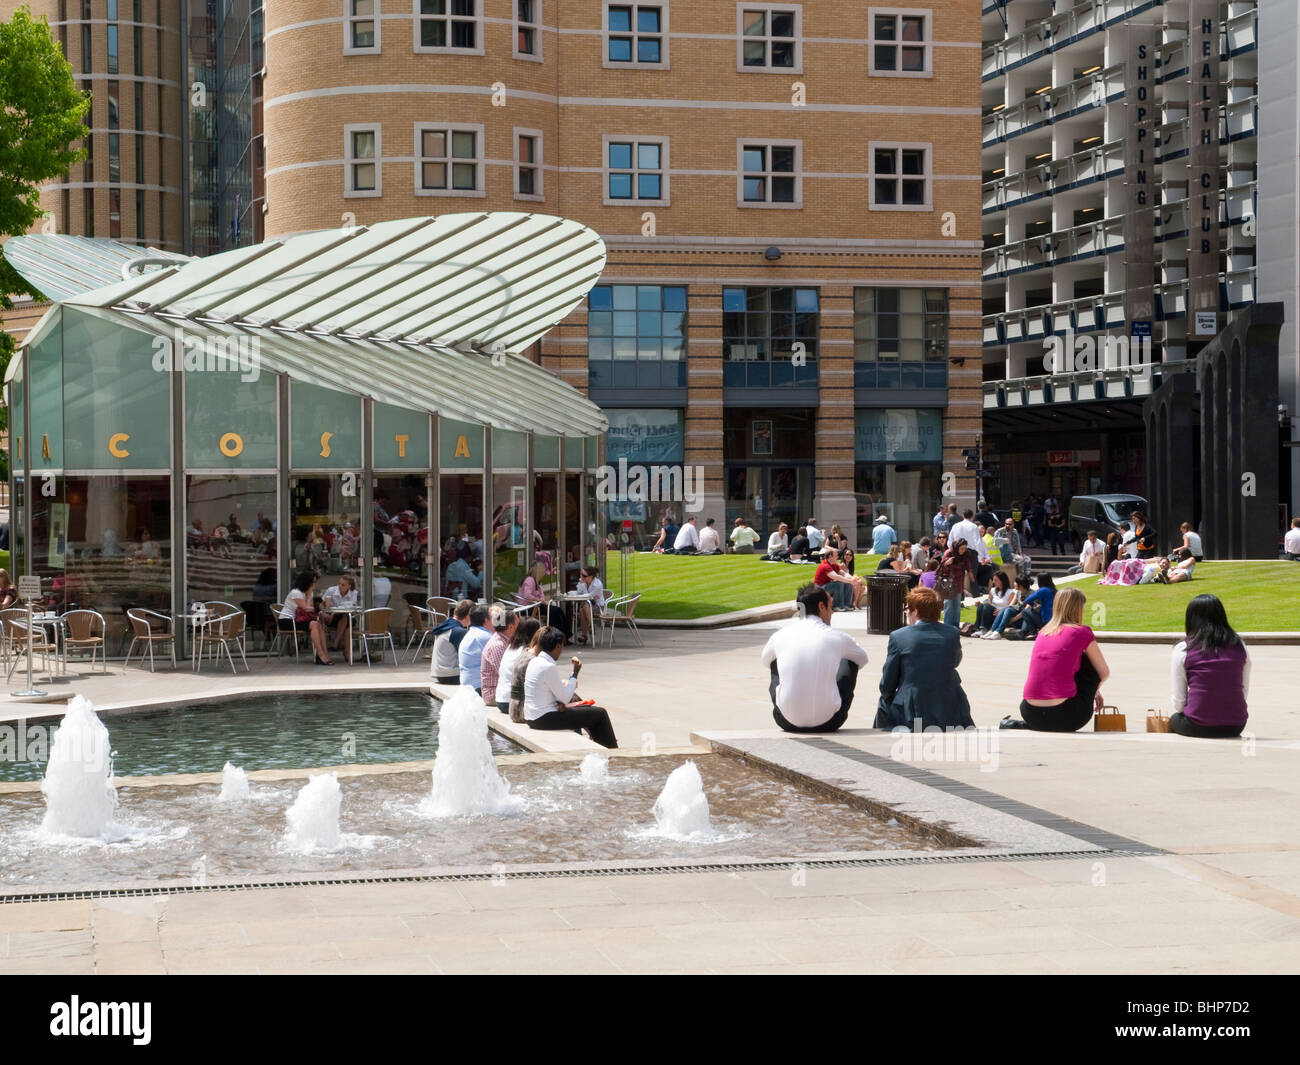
top-left (1170, 594), bottom-right (1250, 738)
top-left (1000, 589), bottom-right (1110, 731)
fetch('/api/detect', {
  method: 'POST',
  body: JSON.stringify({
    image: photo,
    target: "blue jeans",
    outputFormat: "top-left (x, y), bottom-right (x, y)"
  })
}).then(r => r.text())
top-left (1018, 606), bottom-right (1045, 636)
top-left (943, 596), bottom-right (961, 626)
top-left (990, 606), bottom-right (1017, 633)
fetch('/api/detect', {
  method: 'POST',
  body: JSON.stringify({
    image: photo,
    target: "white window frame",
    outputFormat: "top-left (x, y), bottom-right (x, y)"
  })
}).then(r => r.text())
top-left (344, 0), bottom-right (382, 55)
top-left (736, 138), bottom-right (802, 209)
top-left (868, 7), bottom-right (933, 78)
top-left (602, 2), bottom-right (669, 70)
top-left (602, 134), bottom-right (670, 206)
top-left (344, 123), bottom-right (382, 198)
top-left (513, 127), bottom-right (544, 201)
top-left (869, 141), bottom-right (932, 211)
top-left (513, 0), bottom-right (543, 61)
top-left (413, 0), bottom-right (485, 56)
top-left (736, 4), bottom-right (802, 75)
top-left (413, 122), bottom-right (486, 197)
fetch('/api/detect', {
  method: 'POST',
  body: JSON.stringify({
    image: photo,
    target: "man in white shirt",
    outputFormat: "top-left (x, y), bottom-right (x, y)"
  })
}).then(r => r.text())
top-left (522, 627), bottom-right (619, 747)
top-left (1285, 517), bottom-right (1300, 560)
top-left (672, 516), bottom-right (700, 554)
top-left (1120, 522), bottom-right (1138, 559)
top-left (457, 604), bottom-right (493, 691)
top-left (760, 584), bottom-right (869, 732)
top-left (698, 518), bottom-right (722, 555)
top-left (805, 519), bottom-right (825, 552)
top-left (1078, 529), bottom-right (1106, 573)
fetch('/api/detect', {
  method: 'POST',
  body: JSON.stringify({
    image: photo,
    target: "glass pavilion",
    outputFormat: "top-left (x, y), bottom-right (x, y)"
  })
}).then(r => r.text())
top-left (3, 215), bottom-right (609, 652)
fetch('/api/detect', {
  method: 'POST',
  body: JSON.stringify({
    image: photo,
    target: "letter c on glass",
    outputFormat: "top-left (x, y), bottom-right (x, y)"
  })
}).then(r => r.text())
top-left (108, 432), bottom-right (131, 458)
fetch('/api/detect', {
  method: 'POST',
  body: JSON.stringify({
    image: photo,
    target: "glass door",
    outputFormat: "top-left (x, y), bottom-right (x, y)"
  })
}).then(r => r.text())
top-left (725, 463), bottom-right (813, 541)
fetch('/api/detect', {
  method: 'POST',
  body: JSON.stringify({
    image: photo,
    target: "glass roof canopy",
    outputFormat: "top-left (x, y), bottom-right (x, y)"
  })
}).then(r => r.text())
top-left (3, 213), bottom-right (608, 436)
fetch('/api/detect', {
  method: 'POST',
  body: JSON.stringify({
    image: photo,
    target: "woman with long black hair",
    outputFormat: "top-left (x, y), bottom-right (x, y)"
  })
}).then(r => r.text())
top-left (1170, 594), bottom-right (1250, 738)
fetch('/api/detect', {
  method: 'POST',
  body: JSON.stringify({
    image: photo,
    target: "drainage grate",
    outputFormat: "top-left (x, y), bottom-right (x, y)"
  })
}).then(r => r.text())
top-left (0, 846), bottom-right (1160, 904)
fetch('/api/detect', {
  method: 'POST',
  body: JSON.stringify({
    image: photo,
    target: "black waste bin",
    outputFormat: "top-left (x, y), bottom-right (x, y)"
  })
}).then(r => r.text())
top-left (866, 573), bottom-right (910, 635)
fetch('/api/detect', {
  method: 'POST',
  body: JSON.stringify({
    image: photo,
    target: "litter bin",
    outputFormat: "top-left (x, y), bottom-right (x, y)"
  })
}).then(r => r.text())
top-left (866, 573), bottom-right (910, 635)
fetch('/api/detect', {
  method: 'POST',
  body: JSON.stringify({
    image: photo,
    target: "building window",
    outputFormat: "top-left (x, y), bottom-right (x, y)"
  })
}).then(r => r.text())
top-left (344, 124), bottom-right (381, 196)
top-left (133, 24), bottom-right (142, 75)
top-left (605, 3), bottom-right (667, 67)
top-left (514, 0), bottom-right (541, 58)
top-left (870, 143), bottom-right (930, 209)
top-left (346, 0), bottom-right (381, 52)
top-left (107, 25), bottom-right (119, 74)
top-left (136, 187), bottom-right (145, 242)
top-left (109, 133), bottom-right (120, 182)
top-left (587, 284), bottom-right (687, 389)
top-left (604, 136), bottom-right (668, 205)
top-left (869, 8), bottom-right (931, 76)
top-left (738, 141), bottom-right (800, 207)
top-left (514, 129), bottom-right (543, 200)
top-left (415, 124), bottom-right (483, 195)
top-left (109, 189), bottom-right (121, 238)
top-left (722, 286), bottom-right (819, 387)
top-left (416, 0), bottom-right (482, 54)
top-left (738, 5), bottom-right (800, 73)
top-left (853, 287), bottom-right (948, 388)
top-left (81, 23), bottom-right (90, 74)
top-left (84, 190), bottom-right (94, 235)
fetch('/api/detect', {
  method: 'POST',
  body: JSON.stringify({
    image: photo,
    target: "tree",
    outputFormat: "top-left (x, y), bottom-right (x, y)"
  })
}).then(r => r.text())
top-left (0, 6), bottom-right (90, 476)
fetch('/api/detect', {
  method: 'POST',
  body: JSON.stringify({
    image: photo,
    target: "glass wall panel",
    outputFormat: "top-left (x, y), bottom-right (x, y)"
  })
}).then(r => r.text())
top-left (374, 403), bottom-right (429, 470)
top-left (533, 435), bottom-right (560, 470)
top-left (493, 429), bottom-right (527, 470)
top-left (532, 473), bottom-right (559, 576)
top-left (562, 473), bottom-right (582, 590)
top-left (33, 475), bottom-right (171, 649)
top-left (62, 312), bottom-right (170, 470)
top-left (438, 474), bottom-right (483, 599)
top-left (289, 381), bottom-right (361, 469)
top-left (288, 474), bottom-right (361, 583)
top-left (373, 473), bottom-right (430, 614)
top-left (604, 411), bottom-right (682, 547)
top-left (854, 409), bottom-right (944, 545)
top-left (564, 436), bottom-right (584, 470)
top-left (491, 472), bottom-right (527, 601)
top-left (28, 319), bottom-right (63, 474)
top-left (185, 371), bottom-right (277, 469)
top-left (185, 475), bottom-right (278, 646)
top-left (439, 419), bottom-right (483, 470)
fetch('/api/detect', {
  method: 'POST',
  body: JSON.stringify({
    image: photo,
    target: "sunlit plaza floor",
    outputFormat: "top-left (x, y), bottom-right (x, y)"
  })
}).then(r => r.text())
top-left (2, 618), bottom-right (1298, 974)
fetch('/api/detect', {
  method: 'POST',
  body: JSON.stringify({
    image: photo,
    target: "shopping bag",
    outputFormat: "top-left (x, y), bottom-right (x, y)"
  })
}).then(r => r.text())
top-left (1094, 704), bottom-right (1127, 732)
top-left (1146, 708), bottom-right (1172, 733)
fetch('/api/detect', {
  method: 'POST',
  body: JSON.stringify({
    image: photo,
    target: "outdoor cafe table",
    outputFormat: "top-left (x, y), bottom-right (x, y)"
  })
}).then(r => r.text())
top-left (29, 612), bottom-right (68, 675)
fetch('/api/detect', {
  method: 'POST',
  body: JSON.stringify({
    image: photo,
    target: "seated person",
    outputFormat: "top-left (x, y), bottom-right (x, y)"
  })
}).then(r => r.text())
top-left (672, 516), bottom-right (701, 555)
top-left (1167, 548), bottom-right (1196, 583)
top-left (1000, 589), bottom-right (1110, 732)
top-left (519, 561), bottom-right (570, 637)
top-left (1286, 516), bottom-right (1300, 561)
top-left (918, 558), bottom-right (939, 589)
top-left (1177, 522), bottom-right (1204, 562)
top-left (761, 583), bottom-right (869, 733)
top-left (479, 605), bottom-right (516, 705)
top-left (319, 573), bottom-right (358, 653)
top-left (1170, 594), bottom-right (1249, 738)
top-left (841, 546), bottom-right (857, 576)
top-left (730, 518), bottom-right (761, 554)
top-left (457, 604), bottom-right (493, 693)
top-left (1138, 557), bottom-right (1171, 584)
top-left (0, 570), bottom-right (18, 610)
top-left (430, 599), bottom-right (473, 682)
top-left (787, 526), bottom-right (812, 562)
top-left (817, 547), bottom-right (865, 609)
top-left (573, 565), bottom-right (608, 644)
top-left (889, 542), bottom-right (923, 588)
top-left (767, 523), bottom-right (791, 560)
top-left (522, 627), bottom-right (619, 748)
top-left (974, 570), bottom-right (1019, 638)
top-left (1009, 575), bottom-right (1055, 638)
top-left (875, 587), bottom-right (974, 731)
top-left (495, 617), bottom-right (541, 714)
top-left (698, 518), bottom-right (722, 555)
top-left (650, 518), bottom-right (680, 553)
top-left (445, 554), bottom-right (482, 599)
top-left (279, 571), bottom-right (334, 666)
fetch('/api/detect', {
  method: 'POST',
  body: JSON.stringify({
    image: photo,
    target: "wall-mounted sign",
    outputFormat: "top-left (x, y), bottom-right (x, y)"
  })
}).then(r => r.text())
top-left (1194, 311), bottom-right (1218, 336)
top-left (1048, 450), bottom-right (1076, 467)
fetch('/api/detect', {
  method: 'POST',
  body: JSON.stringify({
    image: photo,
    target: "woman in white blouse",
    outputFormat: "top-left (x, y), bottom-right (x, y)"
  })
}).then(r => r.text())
top-left (494, 617), bottom-right (541, 713)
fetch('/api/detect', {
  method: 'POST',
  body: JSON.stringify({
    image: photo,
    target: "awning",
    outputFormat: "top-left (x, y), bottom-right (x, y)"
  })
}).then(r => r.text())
top-left (1, 234), bottom-right (190, 303)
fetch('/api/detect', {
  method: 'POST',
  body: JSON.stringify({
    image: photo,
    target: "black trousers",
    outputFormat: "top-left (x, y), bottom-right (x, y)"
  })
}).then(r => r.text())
top-left (769, 660), bottom-right (859, 733)
top-left (496, 700), bottom-right (510, 715)
top-left (529, 707), bottom-right (618, 748)
top-left (1170, 712), bottom-right (1244, 739)
top-left (1020, 657), bottom-right (1100, 733)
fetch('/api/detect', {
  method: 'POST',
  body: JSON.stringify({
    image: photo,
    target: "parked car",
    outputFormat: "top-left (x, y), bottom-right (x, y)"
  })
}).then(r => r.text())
top-left (1067, 493), bottom-right (1148, 545)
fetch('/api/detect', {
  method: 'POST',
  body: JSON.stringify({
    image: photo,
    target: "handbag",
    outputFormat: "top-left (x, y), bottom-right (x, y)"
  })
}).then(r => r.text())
top-left (293, 607), bottom-right (315, 623)
top-left (959, 622), bottom-right (977, 637)
top-left (936, 565), bottom-right (957, 598)
top-left (1094, 704), bottom-right (1127, 732)
top-left (1146, 708), bottom-right (1172, 733)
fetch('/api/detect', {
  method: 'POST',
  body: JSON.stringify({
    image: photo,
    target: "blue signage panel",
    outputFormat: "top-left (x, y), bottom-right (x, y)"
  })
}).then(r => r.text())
top-left (854, 409), bottom-right (943, 463)
top-left (604, 409), bottom-right (684, 464)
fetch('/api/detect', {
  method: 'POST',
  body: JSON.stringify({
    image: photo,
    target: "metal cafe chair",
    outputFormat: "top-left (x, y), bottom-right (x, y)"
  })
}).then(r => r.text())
top-left (269, 602), bottom-right (310, 663)
top-left (405, 604), bottom-right (439, 662)
top-left (62, 609), bottom-right (108, 673)
top-left (426, 595), bottom-right (454, 622)
top-left (359, 607), bottom-right (397, 667)
top-left (194, 609), bottom-right (249, 675)
top-left (124, 608), bottom-right (178, 671)
top-left (598, 593), bottom-right (644, 648)
top-left (2, 611), bottom-right (57, 680)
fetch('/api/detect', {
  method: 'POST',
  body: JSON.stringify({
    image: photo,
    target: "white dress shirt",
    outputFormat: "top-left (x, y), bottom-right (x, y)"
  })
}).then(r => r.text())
top-left (760, 617), bottom-right (869, 728)
top-left (768, 531), bottom-right (789, 554)
top-left (673, 522), bottom-right (700, 551)
top-left (806, 524), bottom-right (825, 550)
top-left (1286, 527), bottom-right (1300, 554)
top-left (523, 649), bottom-right (579, 721)
top-left (949, 519), bottom-right (989, 563)
top-left (699, 526), bottom-right (721, 552)
top-left (1079, 538), bottom-right (1106, 566)
top-left (496, 645), bottom-right (524, 704)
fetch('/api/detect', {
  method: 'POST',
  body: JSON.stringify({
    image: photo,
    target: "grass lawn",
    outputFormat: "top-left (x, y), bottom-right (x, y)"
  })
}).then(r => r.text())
top-left (961, 560), bottom-right (1300, 632)
top-left (605, 551), bottom-right (882, 620)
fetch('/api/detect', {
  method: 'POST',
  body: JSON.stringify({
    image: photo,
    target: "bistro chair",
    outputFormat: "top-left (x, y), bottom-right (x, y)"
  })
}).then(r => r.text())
top-left (598, 593), bottom-right (643, 648)
top-left (358, 607), bottom-right (396, 667)
top-left (426, 595), bottom-right (454, 622)
top-left (269, 603), bottom-right (309, 663)
top-left (62, 609), bottom-right (108, 673)
top-left (405, 604), bottom-right (439, 662)
top-left (3, 612), bottom-right (57, 680)
top-left (124, 608), bottom-right (177, 671)
top-left (194, 609), bottom-right (249, 675)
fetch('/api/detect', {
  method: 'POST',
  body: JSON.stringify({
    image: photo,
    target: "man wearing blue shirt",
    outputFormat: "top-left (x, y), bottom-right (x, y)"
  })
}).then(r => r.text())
top-left (457, 604), bottom-right (493, 691)
top-left (871, 515), bottom-right (897, 555)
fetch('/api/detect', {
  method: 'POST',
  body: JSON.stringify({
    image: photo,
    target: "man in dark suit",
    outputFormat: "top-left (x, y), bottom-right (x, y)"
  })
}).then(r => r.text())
top-left (875, 586), bottom-right (974, 731)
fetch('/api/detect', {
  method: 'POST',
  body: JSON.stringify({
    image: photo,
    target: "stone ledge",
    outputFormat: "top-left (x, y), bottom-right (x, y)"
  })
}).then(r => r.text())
top-left (428, 682), bottom-right (605, 754)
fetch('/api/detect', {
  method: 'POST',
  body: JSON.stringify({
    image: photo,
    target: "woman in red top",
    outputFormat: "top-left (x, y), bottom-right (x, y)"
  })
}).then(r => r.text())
top-left (1000, 588), bottom-right (1111, 731)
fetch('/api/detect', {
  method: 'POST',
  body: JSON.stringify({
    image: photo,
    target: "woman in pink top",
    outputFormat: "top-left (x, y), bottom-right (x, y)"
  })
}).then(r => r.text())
top-left (1000, 589), bottom-right (1110, 732)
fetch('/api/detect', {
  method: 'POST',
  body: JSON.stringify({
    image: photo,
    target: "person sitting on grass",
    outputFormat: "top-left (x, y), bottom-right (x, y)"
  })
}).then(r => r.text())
top-left (698, 517), bottom-right (722, 555)
top-left (1000, 588), bottom-right (1111, 732)
top-left (730, 517), bottom-right (761, 554)
top-left (430, 599), bottom-right (474, 682)
top-left (1138, 556), bottom-right (1172, 585)
top-left (875, 587), bottom-right (973, 731)
top-left (522, 627), bottom-right (619, 748)
top-left (767, 522), bottom-right (791, 561)
top-left (760, 583), bottom-right (869, 733)
top-left (788, 525), bottom-right (812, 562)
top-left (841, 546), bottom-right (857, 576)
top-left (1169, 594), bottom-right (1250, 738)
top-left (1177, 522), bottom-right (1205, 562)
top-left (818, 546), bottom-right (865, 609)
top-left (974, 570), bottom-right (1018, 638)
top-left (1286, 516), bottom-right (1300, 561)
top-left (1167, 549), bottom-right (1196, 583)
top-left (672, 515), bottom-right (700, 555)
